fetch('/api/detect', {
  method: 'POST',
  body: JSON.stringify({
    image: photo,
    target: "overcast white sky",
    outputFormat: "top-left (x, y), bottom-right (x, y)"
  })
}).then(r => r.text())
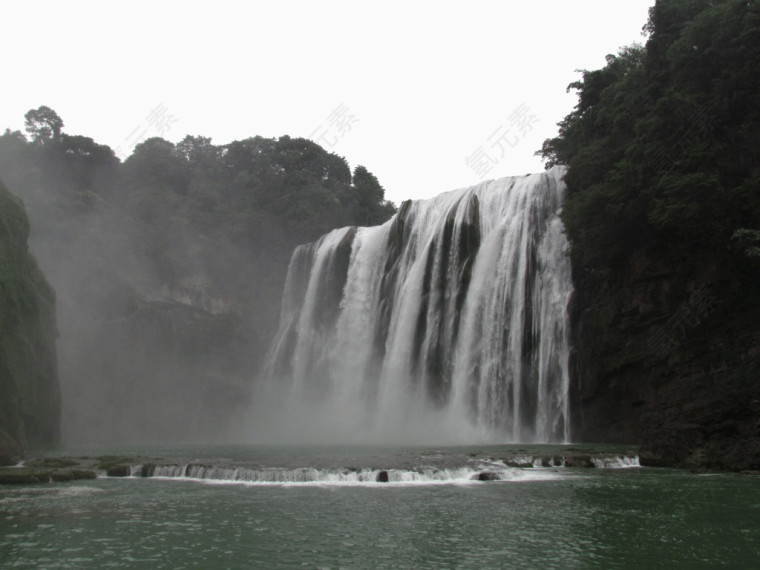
top-left (2, 1), bottom-right (653, 205)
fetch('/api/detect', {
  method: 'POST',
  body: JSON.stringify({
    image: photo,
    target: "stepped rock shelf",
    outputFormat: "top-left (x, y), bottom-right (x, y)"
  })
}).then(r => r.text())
top-left (0, 447), bottom-right (642, 486)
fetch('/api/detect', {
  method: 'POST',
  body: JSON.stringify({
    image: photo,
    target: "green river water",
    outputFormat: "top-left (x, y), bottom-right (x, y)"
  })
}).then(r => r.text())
top-left (1, 445), bottom-right (758, 568)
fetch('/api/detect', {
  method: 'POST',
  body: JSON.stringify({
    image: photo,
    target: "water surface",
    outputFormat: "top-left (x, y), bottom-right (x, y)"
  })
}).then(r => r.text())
top-left (1, 445), bottom-right (758, 568)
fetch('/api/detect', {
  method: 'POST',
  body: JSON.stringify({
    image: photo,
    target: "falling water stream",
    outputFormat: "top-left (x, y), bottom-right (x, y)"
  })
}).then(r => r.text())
top-left (256, 167), bottom-right (572, 444)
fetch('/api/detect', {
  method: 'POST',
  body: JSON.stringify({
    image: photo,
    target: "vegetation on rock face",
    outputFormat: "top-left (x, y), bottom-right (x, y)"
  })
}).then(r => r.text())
top-left (0, 111), bottom-right (395, 444)
top-left (0, 180), bottom-right (59, 464)
top-left (541, 0), bottom-right (760, 271)
top-left (541, 0), bottom-right (760, 469)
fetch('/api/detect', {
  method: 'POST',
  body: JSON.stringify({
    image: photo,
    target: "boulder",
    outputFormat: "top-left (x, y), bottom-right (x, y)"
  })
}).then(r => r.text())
top-left (477, 471), bottom-right (500, 481)
top-left (106, 464), bottom-right (132, 477)
top-left (71, 469), bottom-right (97, 480)
top-left (563, 455), bottom-right (593, 468)
top-left (0, 470), bottom-right (50, 485)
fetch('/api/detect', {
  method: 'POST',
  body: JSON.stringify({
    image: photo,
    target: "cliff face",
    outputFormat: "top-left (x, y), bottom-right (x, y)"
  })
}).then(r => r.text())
top-left (570, 247), bottom-right (760, 471)
top-left (0, 180), bottom-right (60, 465)
top-left (62, 295), bottom-right (253, 444)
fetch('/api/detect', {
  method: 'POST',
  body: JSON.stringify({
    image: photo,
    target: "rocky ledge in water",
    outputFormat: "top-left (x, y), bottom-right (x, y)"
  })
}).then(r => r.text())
top-left (493, 446), bottom-right (641, 469)
top-left (0, 447), bottom-right (645, 486)
top-left (0, 455), bottom-right (143, 485)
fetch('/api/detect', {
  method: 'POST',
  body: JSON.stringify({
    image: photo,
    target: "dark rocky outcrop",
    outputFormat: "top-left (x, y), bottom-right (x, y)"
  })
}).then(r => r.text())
top-left (375, 470), bottom-right (389, 483)
top-left (476, 471), bottom-right (500, 481)
top-left (51, 469), bottom-right (97, 482)
top-left (0, 466), bottom-right (97, 485)
top-left (562, 455), bottom-right (594, 469)
top-left (0, 470), bottom-right (51, 485)
top-left (0, 180), bottom-right (60, 465)
top-left (106, 464), bottom-right (132, 477)
top-left (570, 246), bottom-right (760, 471)
top-left (64, 295), bottom-right (253, 443)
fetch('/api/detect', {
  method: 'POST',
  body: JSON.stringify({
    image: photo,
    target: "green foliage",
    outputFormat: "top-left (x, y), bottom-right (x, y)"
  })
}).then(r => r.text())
top-left (733, 228), bottom-right (760, 258)
top-left (352, 165), bottom-right (396, 226)
top-left (115, 133), bottom-right (395, 253)
top-left (0, 180), bottom-right (60, 453)
top-left (540, 0), bottom-right (760, 273)
top-left (24, 106), bottom-right (63, 144)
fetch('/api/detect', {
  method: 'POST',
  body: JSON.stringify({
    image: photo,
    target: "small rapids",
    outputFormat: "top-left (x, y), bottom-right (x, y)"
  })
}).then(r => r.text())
top-left (591, 456), bottom-right (641, 469)
top-left (104, 454), bottom-right (640, 487)
top-left (121, 464), bottom-right (564, 486)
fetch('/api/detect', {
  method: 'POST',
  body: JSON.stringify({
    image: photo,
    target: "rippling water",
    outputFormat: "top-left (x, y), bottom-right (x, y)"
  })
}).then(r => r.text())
top-left (1, 445), bottom-right (758, 568)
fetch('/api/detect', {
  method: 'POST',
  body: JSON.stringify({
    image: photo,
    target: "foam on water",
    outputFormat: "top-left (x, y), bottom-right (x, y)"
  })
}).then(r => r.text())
top-left (125, 463), bottom-right (569, 487)
top-left (591, 456), bottom-right (641, 469)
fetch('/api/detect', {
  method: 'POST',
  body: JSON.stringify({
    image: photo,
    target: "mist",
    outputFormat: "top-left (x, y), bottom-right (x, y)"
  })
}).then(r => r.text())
top-left (2, 110), bottom-right (571, 450)
top-left (0, 116), bottom-right (394, 446)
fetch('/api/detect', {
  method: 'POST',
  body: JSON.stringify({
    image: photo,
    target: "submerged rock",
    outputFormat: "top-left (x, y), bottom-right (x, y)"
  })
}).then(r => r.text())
top-left (0, 470), bottom-right (50, 485)
top-left (0, 466), bottom-right (96, 485)
top-left (70, 469), bottom-right (97, 480)
top-left (563, 455), bottom-right (594, 468)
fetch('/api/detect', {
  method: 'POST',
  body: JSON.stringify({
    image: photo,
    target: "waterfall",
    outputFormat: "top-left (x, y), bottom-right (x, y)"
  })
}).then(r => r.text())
top-left (255, 166), bottom-right (572, 445)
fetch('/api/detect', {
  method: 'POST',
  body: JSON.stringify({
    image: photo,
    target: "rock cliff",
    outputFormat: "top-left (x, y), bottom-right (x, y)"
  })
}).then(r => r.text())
top-left (0, 180), bottom-right (60, 465)
top-left (570, 246), bottom-right (760, 470)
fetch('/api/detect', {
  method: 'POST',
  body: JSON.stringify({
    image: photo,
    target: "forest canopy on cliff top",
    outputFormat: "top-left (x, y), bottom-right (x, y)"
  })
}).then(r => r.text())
top-left (540, 0), bottom-right (760, 272)
top-left (0, 111), bottom-right (395, 324)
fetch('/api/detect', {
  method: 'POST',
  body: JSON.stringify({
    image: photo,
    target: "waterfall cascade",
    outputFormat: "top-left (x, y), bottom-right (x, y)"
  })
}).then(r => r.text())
top-left (255, 166), bottom-right (572, 444)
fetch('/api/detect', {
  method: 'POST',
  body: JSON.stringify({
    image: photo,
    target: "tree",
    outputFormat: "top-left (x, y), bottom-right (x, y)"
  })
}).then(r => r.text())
top-left (176, 135), bottom-right (219, 169)
top-left (352, 165), bottom-right (384, 203)
top-left (352, 165), bottom-right (395, 226)
top-left (24, 106), bottom-right (64, 144)
top-left (123, 137), bottom-right (189, 194)
top-left (61, 134), bottom-right (118, 164)
top-left (539, 0), bottom-right (760, 271)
